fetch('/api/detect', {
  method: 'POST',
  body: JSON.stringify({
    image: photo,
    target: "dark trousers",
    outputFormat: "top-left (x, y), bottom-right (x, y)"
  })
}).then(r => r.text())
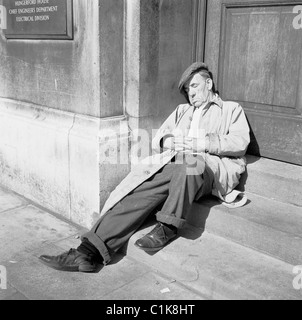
top-left (82, 154), bottom-right (213, 264)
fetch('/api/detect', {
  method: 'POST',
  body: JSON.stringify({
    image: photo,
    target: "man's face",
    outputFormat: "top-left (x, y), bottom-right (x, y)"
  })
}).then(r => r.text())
top-left (185, 73), bottom-right (212, 108)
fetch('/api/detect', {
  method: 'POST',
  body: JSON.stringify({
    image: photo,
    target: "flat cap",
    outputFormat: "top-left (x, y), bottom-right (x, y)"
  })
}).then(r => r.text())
top-left (178, 62), bottom-right (210, 102)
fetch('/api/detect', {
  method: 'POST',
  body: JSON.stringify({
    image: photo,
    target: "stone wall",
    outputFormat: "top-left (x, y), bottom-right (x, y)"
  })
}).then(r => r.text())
top-left (0, 0), bottom-right (129, 228)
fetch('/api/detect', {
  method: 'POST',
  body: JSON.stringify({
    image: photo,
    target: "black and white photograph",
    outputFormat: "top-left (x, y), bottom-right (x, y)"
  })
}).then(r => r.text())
top-left (0, 0), bottom-right (301, 303)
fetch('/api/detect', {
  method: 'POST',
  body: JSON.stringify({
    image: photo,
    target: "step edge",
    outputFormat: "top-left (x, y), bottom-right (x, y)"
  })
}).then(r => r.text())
top-left (125, 230), bottom-right (299, 300)
top-left (245, 157), bottom-right (302, 183)
top-left (246, 155), bottom-right (302, 171)
top-left (127, 228), bottom-right (296, 269)
top-left (245, 191), bottom-right (302, 210)
top-left (192, 196), bottom-right (302, 240)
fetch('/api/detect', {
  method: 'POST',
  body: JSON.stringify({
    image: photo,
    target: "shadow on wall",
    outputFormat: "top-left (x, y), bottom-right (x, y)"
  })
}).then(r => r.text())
top-left (236, 116), bottom-right (261, 192)
top-left (246, 117), bottom-right (260, 158)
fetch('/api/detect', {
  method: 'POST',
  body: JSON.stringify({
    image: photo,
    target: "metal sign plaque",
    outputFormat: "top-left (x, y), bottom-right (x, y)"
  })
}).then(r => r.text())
top-left (4, 0), bottom-right (73, 39)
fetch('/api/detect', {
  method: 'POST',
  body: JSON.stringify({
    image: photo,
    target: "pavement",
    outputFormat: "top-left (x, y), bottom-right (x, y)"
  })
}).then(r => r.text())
top-left (0, 185), bottom-right (206, 301)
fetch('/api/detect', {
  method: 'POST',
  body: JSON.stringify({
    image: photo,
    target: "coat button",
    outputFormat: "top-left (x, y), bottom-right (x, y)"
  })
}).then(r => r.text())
top-left (145, 170), bottom-right (151, 175)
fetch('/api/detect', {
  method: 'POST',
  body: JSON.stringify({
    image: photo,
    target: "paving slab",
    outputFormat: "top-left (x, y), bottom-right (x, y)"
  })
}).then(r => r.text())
top-left (0, 283), bottom-right (18, 300)
top-left (0, 204), bottom-right (79, 263)
top-left (103, 260), bottom-right (205, 300)
top-left (3, 243), bottom-right (204, 300)
top-left (126, 225), bottom-right (302, 300)
top-left (0, 187), bottom-right (27, 212)
top-left (5, 245), bottom-right (144, 300)
top-left (3, 292), bottom-right (29, 300)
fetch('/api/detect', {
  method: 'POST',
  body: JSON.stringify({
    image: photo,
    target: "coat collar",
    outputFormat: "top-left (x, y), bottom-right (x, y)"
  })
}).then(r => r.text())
top-left (210, 94), bottom-right (223, 109)
top-left (192, 94), bottom-right (223, 113)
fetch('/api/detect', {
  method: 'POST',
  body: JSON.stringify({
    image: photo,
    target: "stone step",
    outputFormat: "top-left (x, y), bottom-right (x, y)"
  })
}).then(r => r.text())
top-left (238, 156), bottom-right (302, 207)
top-left (125, 227), bottom-right (301, 300)
top-left (187, 192), bottom-right (302, 266)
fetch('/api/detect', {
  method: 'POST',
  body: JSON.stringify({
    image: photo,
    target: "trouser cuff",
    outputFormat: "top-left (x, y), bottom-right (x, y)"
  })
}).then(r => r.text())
top-left (81, 232), bottom-right (112, 266)
top-left (156, 212), bottom-right (186, 229)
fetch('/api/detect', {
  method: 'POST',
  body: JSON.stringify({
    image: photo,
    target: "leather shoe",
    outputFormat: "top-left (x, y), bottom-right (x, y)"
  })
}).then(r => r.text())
top-left (39, 249), bottom-right (101, 273)
top-left (135, 223), bottom-right (177, 252)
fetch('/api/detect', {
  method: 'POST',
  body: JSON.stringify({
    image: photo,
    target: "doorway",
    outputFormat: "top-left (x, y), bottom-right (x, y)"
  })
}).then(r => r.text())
top-left (199, 0), bottom-right (302, 165)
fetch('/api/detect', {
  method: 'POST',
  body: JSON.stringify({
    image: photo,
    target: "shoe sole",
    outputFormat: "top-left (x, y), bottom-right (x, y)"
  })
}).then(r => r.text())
top-left (39, 258), bottom-right (97, 273)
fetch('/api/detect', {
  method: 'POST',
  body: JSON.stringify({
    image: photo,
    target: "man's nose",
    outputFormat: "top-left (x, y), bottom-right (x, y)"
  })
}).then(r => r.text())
top-left (189, 90), bottom-right (196, 98)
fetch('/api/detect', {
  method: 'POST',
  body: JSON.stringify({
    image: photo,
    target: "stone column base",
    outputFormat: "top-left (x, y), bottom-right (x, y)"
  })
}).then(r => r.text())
top-left (0, 98), bottom-right (129, 229)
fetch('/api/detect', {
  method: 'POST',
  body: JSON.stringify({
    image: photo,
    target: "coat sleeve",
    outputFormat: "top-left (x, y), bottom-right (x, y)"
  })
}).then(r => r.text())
top-left (207, 104), bottom-right (250, 157)
top-left (151, 107), bottom-right (179, 153)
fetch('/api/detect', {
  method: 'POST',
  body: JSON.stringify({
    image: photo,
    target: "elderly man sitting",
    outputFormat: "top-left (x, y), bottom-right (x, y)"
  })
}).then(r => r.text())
top-left (39, 62), bottom-right (250, 273)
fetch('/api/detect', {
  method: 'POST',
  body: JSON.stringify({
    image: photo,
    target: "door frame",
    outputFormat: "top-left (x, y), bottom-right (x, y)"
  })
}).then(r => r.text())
top-left (192, 0), bottom-right (208, 62)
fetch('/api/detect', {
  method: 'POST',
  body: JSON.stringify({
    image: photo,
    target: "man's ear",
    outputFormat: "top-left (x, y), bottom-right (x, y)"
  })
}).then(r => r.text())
top-left (206, 79), bottom-right (213, 91)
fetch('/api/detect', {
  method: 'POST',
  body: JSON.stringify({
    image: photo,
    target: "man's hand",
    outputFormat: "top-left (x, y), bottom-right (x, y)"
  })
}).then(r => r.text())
top-left (174, 137), bottom-right (206, 154)
top-left (162, 137), bottom-right (175, 151)
top-left (163, 136), bottom-right (206, 153)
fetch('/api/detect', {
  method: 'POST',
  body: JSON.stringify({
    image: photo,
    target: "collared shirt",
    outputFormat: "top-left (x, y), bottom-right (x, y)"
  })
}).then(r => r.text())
top-left (188, 105), bottom-right (207, 138)
top-left (188, 94), bottom-right (223, 148)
